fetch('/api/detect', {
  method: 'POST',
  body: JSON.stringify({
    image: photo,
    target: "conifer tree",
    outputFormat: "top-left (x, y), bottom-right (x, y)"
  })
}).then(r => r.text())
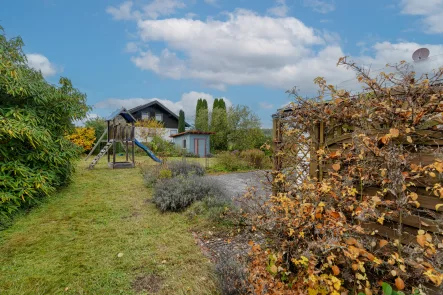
top-left (178, 110), bottom-right (185, 133)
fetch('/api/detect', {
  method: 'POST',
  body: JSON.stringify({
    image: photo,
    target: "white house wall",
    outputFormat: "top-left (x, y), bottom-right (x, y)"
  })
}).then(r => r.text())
top-left (134, 127), bottom-right (178, 142)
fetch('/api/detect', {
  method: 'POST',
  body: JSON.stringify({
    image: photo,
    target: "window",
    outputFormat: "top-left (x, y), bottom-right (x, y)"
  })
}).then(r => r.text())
top-left (183, 139), bottom-right (186, 148)
top-left (155, 113), bottom-right (163, 121)
top-left (141, 112), bottom-right (149, 120)
top-left (170, 129), bottom-right (178, 136)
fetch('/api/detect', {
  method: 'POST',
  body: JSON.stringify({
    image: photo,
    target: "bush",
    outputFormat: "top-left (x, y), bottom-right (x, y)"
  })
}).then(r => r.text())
top-left (158, 169), bottom-right (172, 179)
top-left (239, 149), bottom-right (271, 169)
top-left (168, 161), bottom-right (205, 177)
top-left (148, 136), bottom-right (181, 157)
top-left (153, 176), bottom-right (225, 212)
top-left (215, 254), bottom-right (249, 295)
top-left (140, 164), bottom-right (162, 188)
top-left (0, 29), bottom-right (88, 219)
top-left (214, 152), bottom-right (248, 172)
top-left (67, 127), bottom-right (96, 152)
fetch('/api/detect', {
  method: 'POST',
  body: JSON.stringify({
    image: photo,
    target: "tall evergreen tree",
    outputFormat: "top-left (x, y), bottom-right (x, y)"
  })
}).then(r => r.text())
top-left (178, 110), bottom-right (185, 133)
top-left (210, 98), bottom-right (228, 151)
top-left (195, 98), bottom-right (209, 131)
top-left (195, 98), bottom-right (202, 129)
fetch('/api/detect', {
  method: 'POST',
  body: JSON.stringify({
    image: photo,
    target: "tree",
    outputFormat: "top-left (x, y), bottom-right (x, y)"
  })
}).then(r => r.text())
top-left (135, 118), bottom-right (166, 142)
top-left (195, 98), bottom-right (209, 131)
top-left (0, 27), bottom-right (89, 218)
top-left (178, 110), bottom-right (185, 133)
top-left (85, 116), bottom-right (107, 143)
top-left (210, 98), bottom-right (228, 151)
top-left (227, 105), bottom-right (264, 150)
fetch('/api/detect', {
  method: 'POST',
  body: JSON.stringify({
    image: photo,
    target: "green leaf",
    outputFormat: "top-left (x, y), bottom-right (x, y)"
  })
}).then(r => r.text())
top-left (382, 282), bottom-right (393, 295)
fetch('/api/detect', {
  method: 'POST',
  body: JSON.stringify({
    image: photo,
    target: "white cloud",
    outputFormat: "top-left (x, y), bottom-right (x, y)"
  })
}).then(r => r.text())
top-left (109, 3), bottom-right (443, 94)
top-left (106, 0), bottom-right (185, 21)
top-left (26, 53), bottom-right (58, 77)
top-left (303, 0), bottom-right (335, 14)
top-left (267, 0), bottom-right (289, 17)
top-left (259, 102), bottom-right (274, 109)
top-left (125, 42), bottom-right (139, 53)
top-left (400, 0), bottom-right (443, 34)
top-left (94, 91), bottom-right (232, 122)
top-left (106, 1), bottom-right (138, 20)
top-left (74, 113), bottom-right (99, 127)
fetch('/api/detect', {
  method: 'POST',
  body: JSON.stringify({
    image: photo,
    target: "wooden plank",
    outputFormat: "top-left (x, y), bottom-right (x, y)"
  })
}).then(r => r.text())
top-left (362, 222), bottom-right (417, 245)
top-left (391, 215), bottom-right (442, 233)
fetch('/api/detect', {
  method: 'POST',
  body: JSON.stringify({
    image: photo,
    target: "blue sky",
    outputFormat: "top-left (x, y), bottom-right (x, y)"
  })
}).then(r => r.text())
top-left (2, 0), bottom-right (443, 127)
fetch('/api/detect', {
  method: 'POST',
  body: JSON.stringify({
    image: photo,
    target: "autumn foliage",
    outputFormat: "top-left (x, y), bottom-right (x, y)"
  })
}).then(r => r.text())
top-left (245, 59), bottom-right (443, 294)
top-left (67, 127), bottom-right (96, 152)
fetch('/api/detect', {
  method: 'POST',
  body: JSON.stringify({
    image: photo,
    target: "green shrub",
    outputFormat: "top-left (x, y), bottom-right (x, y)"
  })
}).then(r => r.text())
top-left (153, 176), bottom-right (225, 212)
top-left (140, 164), bottom-right (162, 187)
top-left (148, 136), bottom-right (181, 157)
top-left (214, 152), bottom-right (248, 172)
top-left (239, 149), bottom-right (271, 169)
top-left (158, 169), bottom-right (172, 179)
top-left (0, 28), bottom-right (88, 219)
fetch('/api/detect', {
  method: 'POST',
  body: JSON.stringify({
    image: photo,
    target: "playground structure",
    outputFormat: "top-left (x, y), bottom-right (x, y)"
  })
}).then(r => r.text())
top-left (86, 108), bottom-right (161, 169)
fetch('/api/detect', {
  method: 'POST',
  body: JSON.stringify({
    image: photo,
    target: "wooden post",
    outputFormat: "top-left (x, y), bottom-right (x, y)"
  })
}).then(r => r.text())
top-left (131, 122), bottom-right (135, 167)
top-left (319, 121), bottom-right (325, 181)
top-left (126, 126), bottom-right (129, 162)
top-left (309, 123), bottom-right (320, 180)
top-left (272, 116), bottom-right (283, 195)
top-left (107, 120), bottom-right (110, 164)
top-left (113, 119), bottom-right (116, 168)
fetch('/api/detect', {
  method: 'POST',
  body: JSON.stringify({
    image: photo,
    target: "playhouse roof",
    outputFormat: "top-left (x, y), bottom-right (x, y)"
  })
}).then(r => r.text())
top-left (106, 107), bottom-right (137, 123)
top-left (170, 130), bottom-right (215, 138)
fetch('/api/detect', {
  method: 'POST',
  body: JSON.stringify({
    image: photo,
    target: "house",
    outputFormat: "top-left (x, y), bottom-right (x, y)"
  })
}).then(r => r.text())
top-left (170, 130), bottom-right (215, 157)
top-left (129, 100), bottom-right (190, 141)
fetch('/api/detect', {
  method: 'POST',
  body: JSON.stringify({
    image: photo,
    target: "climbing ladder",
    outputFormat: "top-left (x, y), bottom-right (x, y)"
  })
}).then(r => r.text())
top-left (88, 140), bottom-right (113, 169)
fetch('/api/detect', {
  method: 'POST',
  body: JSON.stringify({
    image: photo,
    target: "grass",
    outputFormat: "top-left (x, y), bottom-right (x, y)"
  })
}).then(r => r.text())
top-left (0, 156), bottom-right (219, 295)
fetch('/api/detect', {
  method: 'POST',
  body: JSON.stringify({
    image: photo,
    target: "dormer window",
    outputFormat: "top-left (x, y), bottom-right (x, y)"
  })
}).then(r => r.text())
top-left (155, 113), bottom-right (163, 122)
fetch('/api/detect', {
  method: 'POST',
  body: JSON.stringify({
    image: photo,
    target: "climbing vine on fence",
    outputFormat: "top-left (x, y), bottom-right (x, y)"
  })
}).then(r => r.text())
top-left (246, 58), bottom-right (443, 294)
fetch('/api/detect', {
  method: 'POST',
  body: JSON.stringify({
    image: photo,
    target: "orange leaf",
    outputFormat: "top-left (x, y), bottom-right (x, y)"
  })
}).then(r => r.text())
top-left (331, 265), bottom-right (340, 276)
top-left (390, 128), bottom-right (400, 138)
top-left (395, 277), bottom-right (405, 290)
top-left (417, 234), bottom-right (427, 248)
top-left (330, 211), bottom-right (340, 219)
top-left (332, 163), bottom-right (341, 171)
top-left (379, 240), bottom-right (388, 248)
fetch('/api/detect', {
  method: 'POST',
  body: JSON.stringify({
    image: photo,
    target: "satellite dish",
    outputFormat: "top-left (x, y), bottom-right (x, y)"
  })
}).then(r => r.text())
top-left (412, 48), bottom-right (430, 61)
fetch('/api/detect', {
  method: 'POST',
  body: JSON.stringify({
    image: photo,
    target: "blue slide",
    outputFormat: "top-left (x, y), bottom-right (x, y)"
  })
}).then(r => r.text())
top-left (134, 139), bottom-right (162, 163)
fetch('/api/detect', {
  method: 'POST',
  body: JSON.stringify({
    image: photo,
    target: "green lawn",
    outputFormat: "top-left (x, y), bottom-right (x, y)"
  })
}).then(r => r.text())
top-left (0, 156), bottom-right (219, 295)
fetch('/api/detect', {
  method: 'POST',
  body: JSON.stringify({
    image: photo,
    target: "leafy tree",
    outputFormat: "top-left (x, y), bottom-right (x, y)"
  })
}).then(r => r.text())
top-left (84, 116), bottom-right (106, 142)
top-left (227, 105), bottom-right (264, 150)
top-left (0, 27), bottom-right (89, 218)
top-left (135, 118), bottom-right (166, 142)
top-left (178, 110), bottom-right (185, 133)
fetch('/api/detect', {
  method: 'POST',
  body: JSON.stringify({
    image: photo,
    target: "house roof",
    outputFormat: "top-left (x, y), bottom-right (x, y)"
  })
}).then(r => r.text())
top-left (170, 130), bottom-right (215, 138)
top-left (128, 100), bottom-right (190, 127)
top-left (106, 107), bottom-right (137, 123)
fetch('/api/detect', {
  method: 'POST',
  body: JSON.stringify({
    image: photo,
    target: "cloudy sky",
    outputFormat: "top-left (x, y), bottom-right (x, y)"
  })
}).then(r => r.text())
top-left (2, 0), bottom-right (443, 127)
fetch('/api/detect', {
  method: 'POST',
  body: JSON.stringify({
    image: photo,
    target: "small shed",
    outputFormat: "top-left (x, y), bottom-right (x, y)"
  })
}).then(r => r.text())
top-left (170, 130), bottom-right (215, 157)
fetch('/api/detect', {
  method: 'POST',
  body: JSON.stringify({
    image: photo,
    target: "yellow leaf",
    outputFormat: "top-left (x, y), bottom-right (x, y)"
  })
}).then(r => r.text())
top-left (407, 136), bottom-right (413, 143)
top-left (429, 172), bottom-right (437, 178)
top-left (436, 204), bottom-right (443, 211)
top-left (332, 163), bottom-right (340, 171)
top-left (270, 264), bottom-right (277, 274)
top-left (409, 192), bottom-right (419, 201)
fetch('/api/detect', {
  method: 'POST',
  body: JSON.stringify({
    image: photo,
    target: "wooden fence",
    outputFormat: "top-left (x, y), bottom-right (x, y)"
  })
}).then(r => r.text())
top-left (272, 113), bottom-right (443, 294)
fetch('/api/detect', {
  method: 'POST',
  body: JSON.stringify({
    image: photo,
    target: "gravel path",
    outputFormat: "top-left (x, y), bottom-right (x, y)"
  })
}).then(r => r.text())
top-left (206, 171), bottom-right (270, 201)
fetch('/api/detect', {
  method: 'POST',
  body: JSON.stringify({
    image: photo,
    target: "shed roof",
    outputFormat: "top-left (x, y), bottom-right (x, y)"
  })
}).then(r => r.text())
top-left (170, 130), bottom-right (215, 138)
top-left (106, 107), bottom-right (137, 123)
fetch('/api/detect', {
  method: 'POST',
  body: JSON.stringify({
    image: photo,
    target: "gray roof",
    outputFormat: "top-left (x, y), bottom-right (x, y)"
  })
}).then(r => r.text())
top-left (106, 107), bottom-right (137, 123)
top-left (129, 100), bottom-right (190, 127)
